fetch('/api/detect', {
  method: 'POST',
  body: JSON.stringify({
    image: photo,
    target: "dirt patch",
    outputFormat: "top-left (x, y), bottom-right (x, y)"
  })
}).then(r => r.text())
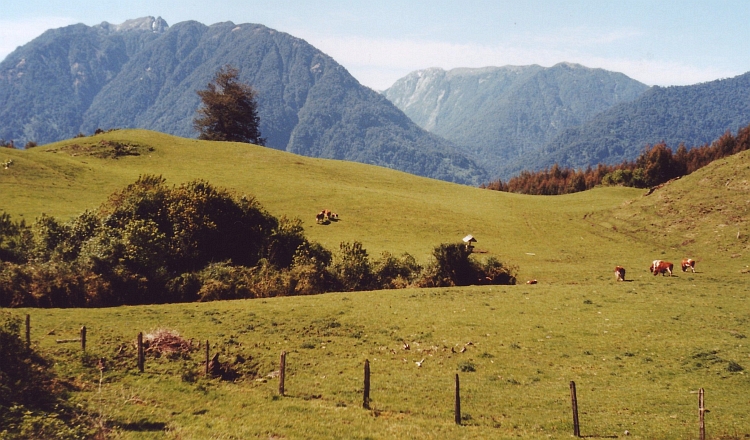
top-left (52, 140), bottom-right (153, 159)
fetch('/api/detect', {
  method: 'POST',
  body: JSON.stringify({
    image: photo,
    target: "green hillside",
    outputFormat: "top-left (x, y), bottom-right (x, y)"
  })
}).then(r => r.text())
top-left (2, 130), bottom-right (749, 439)
top-left (1, 129), bottom-right (655, 282)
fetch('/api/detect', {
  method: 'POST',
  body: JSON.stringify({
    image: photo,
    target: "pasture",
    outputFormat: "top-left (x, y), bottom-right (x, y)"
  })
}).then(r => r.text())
top-left (2, 130), bottom-right (749, 438)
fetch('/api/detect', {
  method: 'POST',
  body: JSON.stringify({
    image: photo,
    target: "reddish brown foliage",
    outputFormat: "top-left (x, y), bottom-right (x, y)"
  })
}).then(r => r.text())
top-left (482, 124), bottom-right (750, 195)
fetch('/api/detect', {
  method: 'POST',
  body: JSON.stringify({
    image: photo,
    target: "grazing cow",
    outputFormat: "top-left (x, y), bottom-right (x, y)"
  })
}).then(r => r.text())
top-left (322, 209), bottom-right (331, 220)
top-left (614, 266), bottom-right (626, 281)
top-left (330, 212), bottom-right (339, 220)
top-left (315, 211), bottom-right (326, 224)
top-left (681, 258), bottom-right (696, 273)
top-left (650, 260), bottom-right (673, 276)
top-left (648, 260), bottom-right (661, 274)
top-left (526, 279), bottom-right (538, 285)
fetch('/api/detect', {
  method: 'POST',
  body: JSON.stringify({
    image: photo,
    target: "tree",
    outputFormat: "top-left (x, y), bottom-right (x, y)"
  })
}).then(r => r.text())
top-left (193, 65), bottom-right (265, 145)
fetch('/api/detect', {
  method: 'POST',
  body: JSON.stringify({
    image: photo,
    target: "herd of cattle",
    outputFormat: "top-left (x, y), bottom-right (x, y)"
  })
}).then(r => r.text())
top-left (614, 258), bottom-right (696, 281)
top-left (313, 208), bottom-right (699, 284)
top-left (315, 209), bottom-right (339, 224)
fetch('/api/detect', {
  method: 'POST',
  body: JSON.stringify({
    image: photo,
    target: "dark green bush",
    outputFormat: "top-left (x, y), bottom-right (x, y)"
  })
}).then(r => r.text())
top-left (0, 312), bottom-right (93, 438)
top-left (0, 212), bottom-right (31, 263)
top-left (332, 241), bottom-right (373, 291)
top-left (419, 243), bottom-right (516, 287)
top-left (372, 251), bottom-right (422, 289)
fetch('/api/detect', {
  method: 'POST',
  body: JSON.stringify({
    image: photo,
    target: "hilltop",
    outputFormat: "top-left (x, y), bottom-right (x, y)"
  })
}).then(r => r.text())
top-left (0, 18), bottom-right (484, 184)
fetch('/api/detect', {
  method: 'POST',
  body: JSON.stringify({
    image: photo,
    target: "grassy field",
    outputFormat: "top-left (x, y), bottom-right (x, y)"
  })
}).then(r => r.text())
top-left (2, 130), bottom-right (749, 439)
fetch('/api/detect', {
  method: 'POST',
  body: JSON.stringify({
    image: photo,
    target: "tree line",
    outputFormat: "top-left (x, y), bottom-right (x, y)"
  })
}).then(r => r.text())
top-left (0, 176), bottom-right (516, 308)
top-left (481, 123), bottom-right (750, 195)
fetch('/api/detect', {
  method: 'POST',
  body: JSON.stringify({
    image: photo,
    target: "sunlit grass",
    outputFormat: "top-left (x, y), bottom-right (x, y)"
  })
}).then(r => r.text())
top-left (2, 130), bottom-right (749, 438)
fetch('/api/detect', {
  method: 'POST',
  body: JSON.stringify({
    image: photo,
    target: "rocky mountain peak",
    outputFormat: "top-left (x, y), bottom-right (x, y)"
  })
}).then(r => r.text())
top-left (97, 16), bottom-right (169, 34)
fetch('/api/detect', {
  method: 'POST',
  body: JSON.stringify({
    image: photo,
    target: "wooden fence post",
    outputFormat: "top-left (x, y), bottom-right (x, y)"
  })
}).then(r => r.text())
top-left (25, 314), bottom-right (30, 348)
top-left (455, 374), bottom-right (461, 425)
top-left (570, 381), bottom-right (580, 437)
top-left (80, 326), bottom-right (86, 352)
top-left (279, 351), bottom-right (286, 396)
top-left (363, 359), bottom-right (371, 409)
top-left (137, 332), bottom-right (144, 372)
top-left (205, 340), bottom-right (210, 375)
top-left (699, 388), bottom-right (706, 440)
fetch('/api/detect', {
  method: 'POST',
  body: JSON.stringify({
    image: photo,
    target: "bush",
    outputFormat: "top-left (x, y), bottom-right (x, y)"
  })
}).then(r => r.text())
top-left (0, 212), bottom-right (31, 263)
top-left (372, 251), bottom-right (422, 289)
top-left (419, 243), bottom-right (516, 287)
top-left (0, 312), bottom-right (93, 438)
top-left (332, 241), bottom-right (373, 291)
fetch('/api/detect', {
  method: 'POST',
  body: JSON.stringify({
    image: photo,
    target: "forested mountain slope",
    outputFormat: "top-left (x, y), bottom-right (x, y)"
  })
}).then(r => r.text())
top-left (383, 63), bottom-right (649, 177)
top-left (0, 17), bottom-right (485, 184)
top-left (526, 71), bottom-right (750, 174)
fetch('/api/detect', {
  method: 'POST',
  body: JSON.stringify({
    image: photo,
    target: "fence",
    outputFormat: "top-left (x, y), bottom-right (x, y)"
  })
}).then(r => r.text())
top-left (22, 315), bottom-right (713, 437)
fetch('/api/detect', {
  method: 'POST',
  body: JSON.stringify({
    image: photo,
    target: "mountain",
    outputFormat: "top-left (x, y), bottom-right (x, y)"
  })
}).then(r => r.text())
top-left (529, 72), bottom-right (750, 172)
top-left (0, 17), bottom-right (485, 185)
top-left (383, 63), bottom-right (649, 178)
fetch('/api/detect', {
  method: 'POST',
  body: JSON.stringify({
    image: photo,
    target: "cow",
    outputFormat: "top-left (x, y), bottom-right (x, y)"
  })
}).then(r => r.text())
top-left (315, 211), bottom-right (326, 224)
top-left (526, 279), bottom-right (538, 285)
top-left (322, 209), bottom-right (331, 220)
top-left (648, 260), bottom-right (661, 274)
top-left (614, 266), bottom-right (626, 281)
top-left (681, 258), bottom-right (696, 273)
top-left (650, 260), bottom-right (673, 276)
top-left (330, 212), bottom-right (339, 220)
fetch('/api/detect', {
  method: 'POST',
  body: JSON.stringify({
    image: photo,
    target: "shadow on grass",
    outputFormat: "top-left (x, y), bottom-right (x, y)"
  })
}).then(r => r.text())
top-left (117, 420), bottom-right (167, 431)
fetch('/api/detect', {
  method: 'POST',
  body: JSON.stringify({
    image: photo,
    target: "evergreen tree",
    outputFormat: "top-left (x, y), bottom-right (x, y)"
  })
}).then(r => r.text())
top-left (193, 65), bottom-right (265, 145)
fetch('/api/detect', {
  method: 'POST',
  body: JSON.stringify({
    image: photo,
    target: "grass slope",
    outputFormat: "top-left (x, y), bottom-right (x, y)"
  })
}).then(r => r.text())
top-left (2, 130), bottom-right (750, 439)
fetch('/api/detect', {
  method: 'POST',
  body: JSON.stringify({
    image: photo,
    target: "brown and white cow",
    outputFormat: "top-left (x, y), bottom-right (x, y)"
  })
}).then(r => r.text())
top-left (614, 266), bottom-right (626, 281)
top-left (681, 258), bottom-right (696, 273)
top-left (315, 211), bottom-right (326, 224)
top-left (650, 260), bottom-right (673, 276)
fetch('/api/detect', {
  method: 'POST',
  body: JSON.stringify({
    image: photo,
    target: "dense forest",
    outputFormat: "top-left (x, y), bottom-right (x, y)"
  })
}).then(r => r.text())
top-left (482, 123), bottom-right (750, 195)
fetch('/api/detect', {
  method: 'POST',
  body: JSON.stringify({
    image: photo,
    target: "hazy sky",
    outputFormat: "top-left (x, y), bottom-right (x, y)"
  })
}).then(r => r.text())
top-left (1, 0), bottom-right (748, 90)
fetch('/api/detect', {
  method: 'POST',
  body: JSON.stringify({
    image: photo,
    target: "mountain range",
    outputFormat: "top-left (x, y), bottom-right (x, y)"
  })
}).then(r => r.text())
top-left (528, 72), bottom-right (750, 173)
top-left (383, 63), bottom-right (649, 177)
top-left (4, 16), bottom-right (750, 185)
top-left (0, 17), bottom-right (485, 185)
top-left (385, 65), bottom-right (750, 179)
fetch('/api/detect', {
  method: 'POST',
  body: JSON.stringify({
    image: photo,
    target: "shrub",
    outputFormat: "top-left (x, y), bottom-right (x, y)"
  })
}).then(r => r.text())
top-left (0, 212), bottom-right (31, 263)
top-left (419, 243), bottom-right (515, 287)
top-left (0, 312), bottom-right (93, 438)
top-left (420, 243), bottom-right (476, 287)
top-left (332, 241), bottom-right (373, 291)
top-left (267, 216), bottom-right (307, 269)
top-left (372, 251), bottom-right (422, 289)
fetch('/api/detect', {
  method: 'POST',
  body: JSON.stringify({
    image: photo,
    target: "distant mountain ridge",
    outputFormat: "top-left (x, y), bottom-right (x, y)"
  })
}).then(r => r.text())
top-left (0, 17), bottom-right (486, 184)
top-left (528, 72), bottom-right (750, 173)
top-left (383, 63), bottom-right (650, 178)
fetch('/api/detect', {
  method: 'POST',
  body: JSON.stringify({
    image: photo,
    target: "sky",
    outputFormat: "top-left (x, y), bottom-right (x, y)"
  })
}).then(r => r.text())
top-left (1, 0), bottom-right (749, 91)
